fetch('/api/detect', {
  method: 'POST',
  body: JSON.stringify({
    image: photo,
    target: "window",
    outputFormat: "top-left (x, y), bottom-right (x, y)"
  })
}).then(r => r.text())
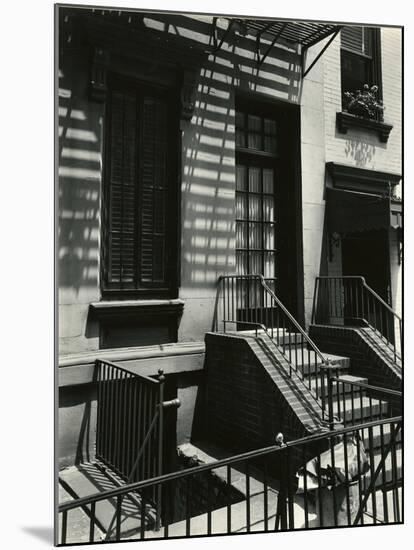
top-left (101, 78), bottom-right (178, 298)
top-left (235, 107), bottom-right (278, 289)
top-left (340, 26), bottom-right (382, 114)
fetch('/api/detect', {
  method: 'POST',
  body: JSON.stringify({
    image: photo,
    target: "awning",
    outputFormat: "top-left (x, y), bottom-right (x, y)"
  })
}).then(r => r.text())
top-left (213, 18), bottom-right (342, 73)
top-left (232, 19), bottom-right (341, 49)
top-left (326, 188), bottom-right (402, 234)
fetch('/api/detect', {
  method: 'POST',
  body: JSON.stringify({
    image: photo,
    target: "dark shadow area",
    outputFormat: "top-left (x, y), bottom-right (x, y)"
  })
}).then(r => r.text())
top-left (58, 381), bottom-right (97, 467)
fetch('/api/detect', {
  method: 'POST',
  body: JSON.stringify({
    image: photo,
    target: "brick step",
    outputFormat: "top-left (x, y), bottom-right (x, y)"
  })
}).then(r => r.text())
top-left (59, 462), bottom-right (156, 542)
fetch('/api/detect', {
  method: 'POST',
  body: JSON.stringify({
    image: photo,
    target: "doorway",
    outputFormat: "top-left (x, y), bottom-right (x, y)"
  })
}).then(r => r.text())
top-left (341, 229), bottom-right (390, 303)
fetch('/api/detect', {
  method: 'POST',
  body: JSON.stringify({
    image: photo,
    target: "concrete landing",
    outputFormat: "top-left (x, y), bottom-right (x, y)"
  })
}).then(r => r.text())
top-left (59, 462), bottom-right (156, 542)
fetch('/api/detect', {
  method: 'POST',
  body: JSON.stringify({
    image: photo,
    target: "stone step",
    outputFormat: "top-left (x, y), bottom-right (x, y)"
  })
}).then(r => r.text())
top-left (331, 395), bottom-right (388, 422)
top-left (58, 483), bottom-right (105, 544)
top-left (304, 374), bottom-right (368, 397)
top-left (231, 329), bottom-right (352, 374)
top-left (177, 442), bottom-right (269, 498)
top-left (59, 462), bottom-right (156, 541)
top-left (234, 328), bottom-right (303, 345)
top-left (290, 353), bottom-right (350, 376)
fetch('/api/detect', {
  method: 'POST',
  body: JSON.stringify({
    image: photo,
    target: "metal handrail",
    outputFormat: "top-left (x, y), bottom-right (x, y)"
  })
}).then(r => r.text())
top-left (312, 276), bottom-right (402, 362)
top-left (331, 376), bottom-right (402, 396)
top-left (97, 358), bottom-right (160, 385)
top-left (215, 274), bottom-right (336, 417)
top-left (218, 274), bottom-right (326, 364)
top-left (316, 276), bottom-right (402, 321)
top-left (260, 276), bottom-right (326, 364)
top-left (59, 415), bottom-right (402, 513)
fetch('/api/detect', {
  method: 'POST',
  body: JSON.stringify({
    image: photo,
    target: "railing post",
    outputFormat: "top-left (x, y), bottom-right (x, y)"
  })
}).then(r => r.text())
top-left (274, 433), bottom-right (287, 530)
top-left (327, 366), bottom-right (334, 430)
top-left (320, 359), bottom-right (339, 429)
top-left (156, 369), bottom-right (165, 531)
top-left (311, 277), bottom-right (319, 324)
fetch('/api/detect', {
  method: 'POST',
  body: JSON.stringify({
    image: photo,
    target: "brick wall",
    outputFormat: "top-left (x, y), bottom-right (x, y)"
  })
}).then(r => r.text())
top-left (204, 333), bottom-right (325, 458)
top-left (309, 325), bottom-right (402, 393)
top-left (323, 28), bottom-right (402, 175)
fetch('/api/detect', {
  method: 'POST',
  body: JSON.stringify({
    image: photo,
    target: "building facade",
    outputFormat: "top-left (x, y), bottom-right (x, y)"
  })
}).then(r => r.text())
top-left (57, 7), bottom-right (402, 474)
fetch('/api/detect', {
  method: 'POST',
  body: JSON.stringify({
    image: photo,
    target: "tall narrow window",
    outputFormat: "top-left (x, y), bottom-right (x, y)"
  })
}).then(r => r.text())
top-left (340, 26), bottom-right (382, 115)
top-left (102, 79), bottom-right (178, 298)
top-left (235, 107), bottom-right (278, 293)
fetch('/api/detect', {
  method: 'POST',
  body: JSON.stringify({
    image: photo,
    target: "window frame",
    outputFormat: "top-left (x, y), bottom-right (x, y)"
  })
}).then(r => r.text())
top-left (100, 74), bottom-right (180, 300)
top-left (340, 26), bottom-right (383, 118)
top-left (235, 104), bottom-right (279, 282)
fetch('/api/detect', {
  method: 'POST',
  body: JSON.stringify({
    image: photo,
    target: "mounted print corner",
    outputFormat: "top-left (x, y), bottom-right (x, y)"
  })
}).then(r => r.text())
top-left (56, 3), bottom-right (403, 545)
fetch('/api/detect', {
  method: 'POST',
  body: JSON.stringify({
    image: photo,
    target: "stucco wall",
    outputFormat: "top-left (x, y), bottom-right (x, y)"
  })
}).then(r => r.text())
top-left (178, 26), bottom-right (303, 340)
top-left (58, 49), bottom-right (103, 354)
top-left (58, 13), bottom-right (305, 352)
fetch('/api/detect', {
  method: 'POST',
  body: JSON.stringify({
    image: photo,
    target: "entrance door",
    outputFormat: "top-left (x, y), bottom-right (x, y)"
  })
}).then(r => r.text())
top-left (341, 229), bottom-right (389, 302)
top-left (342, 229), bottom-right (392, 336)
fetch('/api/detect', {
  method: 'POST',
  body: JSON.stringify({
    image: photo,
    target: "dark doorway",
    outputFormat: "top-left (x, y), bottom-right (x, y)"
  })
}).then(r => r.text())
top-left (342, 229), bottom-right (390, 303)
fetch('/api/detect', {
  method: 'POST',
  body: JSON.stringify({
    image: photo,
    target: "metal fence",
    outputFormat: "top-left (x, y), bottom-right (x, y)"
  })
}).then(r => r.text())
top-left (58, 416), bottom-right (402, 543)
top-left (312, 276), bottom-right (402, 362)
top-left (327, 375), bottom-right (402, 428)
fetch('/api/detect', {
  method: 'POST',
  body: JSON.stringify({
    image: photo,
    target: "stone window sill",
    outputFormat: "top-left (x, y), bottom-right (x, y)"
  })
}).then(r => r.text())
top-left (336, 111), bottom-right (393, 143)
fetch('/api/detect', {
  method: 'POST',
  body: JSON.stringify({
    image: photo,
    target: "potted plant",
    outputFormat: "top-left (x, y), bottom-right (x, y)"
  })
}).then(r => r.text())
top-left (343, 84), bottom-right (384, 120)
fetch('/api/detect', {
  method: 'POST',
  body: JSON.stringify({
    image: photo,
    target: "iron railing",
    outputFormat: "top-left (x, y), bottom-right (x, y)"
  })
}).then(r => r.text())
top-left (312, 276), bottom-right (402, 362)
top-left (326, 375), bottom-right (402, 428)
top-left (58, 416), bottom-right (402, 543)
top-left (213, 275), bottom-right (334, 416)
top-left (95, 360), bottom-right (180, 531)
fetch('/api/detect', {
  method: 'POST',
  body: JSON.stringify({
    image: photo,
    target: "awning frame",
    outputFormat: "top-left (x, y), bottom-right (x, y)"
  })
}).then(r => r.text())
top-left (210, 17), bottom-right (343, 75)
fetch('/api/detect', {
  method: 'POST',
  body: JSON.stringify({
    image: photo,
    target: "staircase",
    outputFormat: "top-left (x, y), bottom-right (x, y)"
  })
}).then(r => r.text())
top-left (58, 275), bottom-right (402, 543)
top-left (213, 274), bottom-right (402, 523)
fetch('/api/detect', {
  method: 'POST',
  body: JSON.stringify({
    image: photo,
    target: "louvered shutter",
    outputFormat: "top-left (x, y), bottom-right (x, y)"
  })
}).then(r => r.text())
top-left (341, 26), bottom-right (372, 57)
top-left (140, 97), bottom-right (167, 285)
top-left (104, 83), bottom-right (172, 294)
top-left (107, 91), bottom-right (138, 285)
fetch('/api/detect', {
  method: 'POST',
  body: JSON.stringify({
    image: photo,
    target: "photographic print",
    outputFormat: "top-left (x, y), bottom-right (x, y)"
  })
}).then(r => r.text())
top-left (56, 3), bottom-right (403, 545)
